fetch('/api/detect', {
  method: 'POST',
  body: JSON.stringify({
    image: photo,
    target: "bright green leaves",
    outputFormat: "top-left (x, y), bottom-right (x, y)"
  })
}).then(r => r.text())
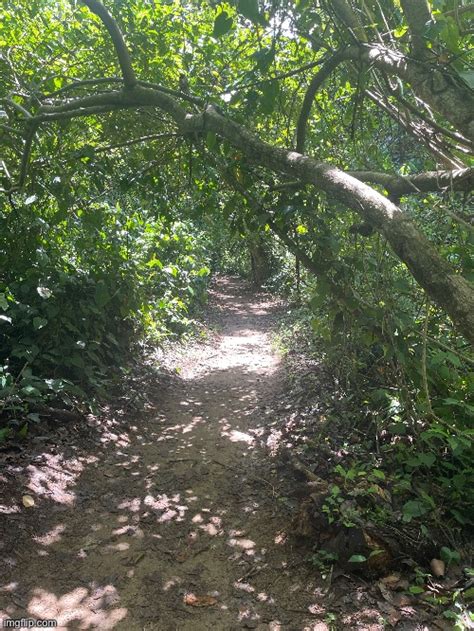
top-left (393, 24), bottom-right (408, 39)
top-left (213, 9), bottom-right (233, 38)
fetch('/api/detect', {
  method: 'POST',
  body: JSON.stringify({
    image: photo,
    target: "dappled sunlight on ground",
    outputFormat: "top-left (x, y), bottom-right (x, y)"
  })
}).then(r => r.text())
top-left (0, 278), bottom-right (413, 629)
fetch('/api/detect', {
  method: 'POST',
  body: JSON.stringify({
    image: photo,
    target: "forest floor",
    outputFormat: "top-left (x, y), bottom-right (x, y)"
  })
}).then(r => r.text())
top-left (0, 277), bottom-right (440, 630)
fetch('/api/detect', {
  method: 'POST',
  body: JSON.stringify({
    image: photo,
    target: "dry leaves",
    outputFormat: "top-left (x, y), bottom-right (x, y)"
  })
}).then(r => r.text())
top-left (183, 593), bottom-right (217, 607)
top-left (430, 558), bottom-right (445, 577)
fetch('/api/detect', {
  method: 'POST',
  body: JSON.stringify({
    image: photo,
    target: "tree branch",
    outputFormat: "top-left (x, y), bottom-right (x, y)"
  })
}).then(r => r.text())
top-left (80, 0), bottom-right (137, 88)
top-left (93, 132), bottom-right (180, 153)
top-left (296, 49), bottom-right (351, 153)
top-left (350, 167), bottom-right (474, 197)
top-left (331, 0), bottom-right (368, 42)
top-left (4, 66), bottom-right (474, 341)
top-left (399, 0), bottom-right (432, 55)
top-left (359, 44), bottom-right (474, 141)
top-left (365, 89), bottom-right (464, 169)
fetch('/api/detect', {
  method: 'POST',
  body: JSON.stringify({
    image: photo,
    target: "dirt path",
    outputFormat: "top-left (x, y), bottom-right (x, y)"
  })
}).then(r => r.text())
top-left (3, 277), bottom-right (414, 630)
top-left (1, 278), bottom-right (338, 630)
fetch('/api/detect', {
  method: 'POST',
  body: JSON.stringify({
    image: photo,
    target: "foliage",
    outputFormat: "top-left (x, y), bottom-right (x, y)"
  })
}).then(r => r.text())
top-left (0, 189), bottom-right (211, 430)
top-left (0, 0), bottom-right (472, 563)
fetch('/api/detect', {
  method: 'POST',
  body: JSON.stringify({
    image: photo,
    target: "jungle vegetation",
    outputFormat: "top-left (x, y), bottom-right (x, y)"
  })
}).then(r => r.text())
top-left (0, 0), bottom-right (473, 547)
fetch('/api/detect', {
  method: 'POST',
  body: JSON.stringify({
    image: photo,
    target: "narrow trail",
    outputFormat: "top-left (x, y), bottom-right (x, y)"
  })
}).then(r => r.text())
top-left (1, 278), bottom-right (334, 630)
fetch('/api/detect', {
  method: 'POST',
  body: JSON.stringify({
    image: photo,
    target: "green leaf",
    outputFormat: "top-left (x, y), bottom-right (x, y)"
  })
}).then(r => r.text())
top-left (440, 546), bottom-right (460, 566)
top-left (402, 500), bottom-right (430, 522)
top-left (0, 293), bottom-right (9, 310)
top-left (348, 554), bottom-right (367, 563)
top-left (20, 385), bottom-right (42, 398)
top-left (370, 469), bottom-right (386, 480)
top-left (238, 0), bottom-right (266, 25)
top-left (213, 10), bottom-right (233, 37)
top-left (33, 317), bottom-right (47, 330)
top-left (459, 70), bottom-right (474, 89)
top-left (260, 81), bottom-right (279, 114)
top-left (252, 47), bottom-right (275, 72)
top-left (408, 585), bottom-right (425, 594)
top-left (206, 131), bottom-right (217, 150)
top-left (0, 427), bottom-right (11, 442)
top-left (393, 24), bottom-right (408, 38)
top-left (94, 281), bottom-right (110, 307)
top-left (18, 423), bottom-right (28, 438)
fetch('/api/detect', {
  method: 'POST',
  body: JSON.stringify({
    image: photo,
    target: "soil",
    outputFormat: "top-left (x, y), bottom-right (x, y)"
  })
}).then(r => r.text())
top-left (0, 277), bottom-right (429, 630)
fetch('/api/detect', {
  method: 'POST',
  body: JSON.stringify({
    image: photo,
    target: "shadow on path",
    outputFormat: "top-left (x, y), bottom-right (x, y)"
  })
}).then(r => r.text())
top-left (0, 277), bottom-right (383, 630)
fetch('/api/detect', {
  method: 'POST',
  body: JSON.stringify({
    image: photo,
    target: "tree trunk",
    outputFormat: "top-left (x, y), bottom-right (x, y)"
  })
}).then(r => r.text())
top-left (248, 235), bottom-right (272, 287)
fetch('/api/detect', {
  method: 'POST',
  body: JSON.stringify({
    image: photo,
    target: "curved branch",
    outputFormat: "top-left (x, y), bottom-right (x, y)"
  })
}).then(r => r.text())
top-left (46, 76), bottom-right (203, 106)
top-left (0, 98), bottom-right (32, 119)
top-left (93, 132), bottom-right (180, 153)
top-left (267, 167), bottom-right (474, 198)
top-left (80, 0), bottom-right (137, 88)
top-left (442, 5), bottom-right (474, 18)
top-left (186, 106), bottom-right (474, 342)
top-left (16, 122), bottom-right (39, 190)
top-left (296, 49), bottom-right (351, 153)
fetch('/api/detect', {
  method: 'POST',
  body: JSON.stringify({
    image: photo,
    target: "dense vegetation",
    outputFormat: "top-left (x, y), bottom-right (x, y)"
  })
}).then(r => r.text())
top-left (1, 0), bottom-right (473, 596)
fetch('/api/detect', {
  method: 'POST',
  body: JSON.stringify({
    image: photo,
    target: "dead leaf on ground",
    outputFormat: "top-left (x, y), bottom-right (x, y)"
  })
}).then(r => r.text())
top-left (183, 593), bottom-right (217, 607)
top-left (430, 558), bottom-right (445, 577)
top-left (381, 573), bottom-right (401, 588)
top-left (22, 495), bottom-right (35, 508)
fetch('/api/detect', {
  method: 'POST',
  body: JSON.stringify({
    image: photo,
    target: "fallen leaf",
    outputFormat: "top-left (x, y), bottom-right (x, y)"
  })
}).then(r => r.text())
top-left (22, 495), bottom-right (35, 508)
top-left (430, 558), bottom-right (445, 577)
top-left (183, 593), bottom-right (217, 607)
top-left (381, 573), bottom-right (401, 588)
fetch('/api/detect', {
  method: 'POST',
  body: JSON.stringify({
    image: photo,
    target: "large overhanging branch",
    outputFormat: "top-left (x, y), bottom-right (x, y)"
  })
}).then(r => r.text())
top-left (5, 0), bottom-right (474, 343)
